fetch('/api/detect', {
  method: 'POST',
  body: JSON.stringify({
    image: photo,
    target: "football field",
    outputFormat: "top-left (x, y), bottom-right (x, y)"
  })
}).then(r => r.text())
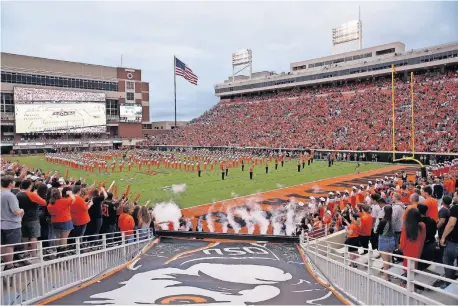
top-left (10, 155), bottom-right (390, 209)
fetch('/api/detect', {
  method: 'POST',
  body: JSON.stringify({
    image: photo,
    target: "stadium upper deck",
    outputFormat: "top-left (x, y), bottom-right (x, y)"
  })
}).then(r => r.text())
top-left (214, 41), bottom-right (458, 97)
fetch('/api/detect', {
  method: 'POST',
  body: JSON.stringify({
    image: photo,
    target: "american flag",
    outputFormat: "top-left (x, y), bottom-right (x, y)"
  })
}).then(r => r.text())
top-left (175, 57), bottom-right (198, 85)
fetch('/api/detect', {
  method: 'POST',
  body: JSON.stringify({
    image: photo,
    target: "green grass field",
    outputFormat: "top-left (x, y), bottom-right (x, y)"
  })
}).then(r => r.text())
top-left (10, 156), bottom-right (389, 208)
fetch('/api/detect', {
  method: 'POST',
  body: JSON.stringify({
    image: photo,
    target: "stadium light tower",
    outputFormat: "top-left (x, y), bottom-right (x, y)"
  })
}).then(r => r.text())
top-left (231, 49), bottom-right (252, 81)
top-left (331, 7), bottom-right (363, 54)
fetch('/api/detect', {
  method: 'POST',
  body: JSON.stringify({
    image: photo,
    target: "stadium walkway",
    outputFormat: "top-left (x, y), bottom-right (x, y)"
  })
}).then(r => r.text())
top-left (40, 237), bottom-right (348, 305)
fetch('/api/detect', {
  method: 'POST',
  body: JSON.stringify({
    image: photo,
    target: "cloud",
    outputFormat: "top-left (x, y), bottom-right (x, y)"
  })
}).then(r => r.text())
top-left (2, 1), bottom-right (457, 122)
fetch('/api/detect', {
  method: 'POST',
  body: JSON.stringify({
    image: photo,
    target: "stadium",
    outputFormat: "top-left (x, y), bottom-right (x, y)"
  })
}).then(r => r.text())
top-left (1, 5), bottom-right (458, 306)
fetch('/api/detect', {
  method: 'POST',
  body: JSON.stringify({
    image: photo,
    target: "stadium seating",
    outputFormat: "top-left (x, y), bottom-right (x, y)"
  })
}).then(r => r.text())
top-left (148, 71), bottom-right (458, 152)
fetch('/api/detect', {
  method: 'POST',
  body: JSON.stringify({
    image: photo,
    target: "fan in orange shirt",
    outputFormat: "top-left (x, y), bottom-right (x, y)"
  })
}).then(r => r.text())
top-left (421, 186), bottom-right (438, 222)
top-left (118, 204), bottom-right (135, 243)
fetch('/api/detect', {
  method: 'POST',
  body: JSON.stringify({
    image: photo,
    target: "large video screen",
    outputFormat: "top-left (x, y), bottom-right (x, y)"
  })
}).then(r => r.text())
top-left (15, 103), bottom-right (106, 133)
top-left (14, 87), bottom-right (106, 102)
top-left (120, 105), bottom-right (142, 123)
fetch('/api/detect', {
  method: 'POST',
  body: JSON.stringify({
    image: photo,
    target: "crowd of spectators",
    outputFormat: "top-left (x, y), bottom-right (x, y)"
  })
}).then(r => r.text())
top-left (149, 70), bottom-right (457, 152)
top-left (0, 160), bottom-right (153, 272)
top-left (328, 171), bottom-right (458, 290)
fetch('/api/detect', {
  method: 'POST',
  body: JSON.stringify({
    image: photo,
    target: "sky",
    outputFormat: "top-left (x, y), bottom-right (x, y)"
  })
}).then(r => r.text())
top-left (1, 1), bottom-right (457, 121)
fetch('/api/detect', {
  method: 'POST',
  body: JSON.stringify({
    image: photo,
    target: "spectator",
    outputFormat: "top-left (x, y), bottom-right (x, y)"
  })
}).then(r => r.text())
top-left (432, 178), bottom-right (444, 206)
top-left (344, 213), bottom-right (360, 267)
top-left (1, 175), bottom-right (24, 271)
top-left (417, 204), bottom-right (437, 270)
top-left (70, 185), bottom-right (92, 239)
top-left (437, 195), bottom-right (452, 261)
top-left (439, 198), bottom-right (458, 283)
top-left (47, 187), bottom-right (75, 257)
top-left (392, 193), bottom-right (405, 247)
top-left (101, 192), bottom-right (120, 244)
top-left (16, 179), bottom-right (47, 258)
top-left (400, 208), bottom-right (426, 271)
top-left (138, 206), bottom-right (152, 240)
top-left (86, 187), bottom-right (107, 245)
top-left (118, 204), bottom-right (135, 243)
top-left (422, 186), bottom-right (439, 222)
top-left (376, 205), bottom-right (395, 281)
top-left (358, 205), bottom-right (373, 254)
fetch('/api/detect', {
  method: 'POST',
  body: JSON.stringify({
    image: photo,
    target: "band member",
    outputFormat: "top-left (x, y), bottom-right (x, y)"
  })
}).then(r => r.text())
top-left (197, 162), bottom-right (201, 177)
top-left (249, 163), bottom-right (254, 180)
top-left (241, 159), bottom-right (245, 171)
top-left (297, 159), bottom-right (301, 172)
top-left (265, 161), bottom-right (269, 174)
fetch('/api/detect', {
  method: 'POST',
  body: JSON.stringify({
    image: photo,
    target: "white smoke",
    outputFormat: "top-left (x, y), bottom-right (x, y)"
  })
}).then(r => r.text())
top-left (226, 207), bottom-right (241, 233)
top-left (206, 211), bottom-right (215, 233)
top-left (312, 184), bottom-right (322, 193)
top-left (285, 204), bottom-right (296, 236)
top-left (276, 183), bottom-right (284, 189)
top-left (152, 202), bottom-right (182, 230)
top-left (235, 208), bottom-right (255, 234)
top-left (251, 210), bottom-right (269, 235)
top-left (231, 191), bottom-right (239, 198)
top-left (270, 208), bottom-right (283, 235)
top-left (171, 184), bottom-right (187, 194)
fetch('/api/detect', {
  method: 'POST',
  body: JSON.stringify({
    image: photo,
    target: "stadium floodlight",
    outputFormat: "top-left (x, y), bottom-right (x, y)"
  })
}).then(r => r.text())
top-left (331, 8), bottom-right (363, 54)
top-left (232, 49), bottom-right (252, 66)
top-left (231, 48), bottom-right (252, 81)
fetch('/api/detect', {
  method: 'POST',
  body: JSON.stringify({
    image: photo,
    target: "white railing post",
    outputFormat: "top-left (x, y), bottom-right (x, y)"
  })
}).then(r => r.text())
top-left (102, 234), bottom-right (107, 270)
top-left (121, 233), bottom-right (126, 259)
top-left (38, 241), bottom-right (45, 297)
top-left (76, 237), bottom-right (82, 281)
top-left (367, 248), bottom-right (372, 305)
top-left (326, 242), bottom-right (330, 276)
top-left (406, 258), bottom-right (414, 304)
top-left (344, 245), bottom-right (348, 292)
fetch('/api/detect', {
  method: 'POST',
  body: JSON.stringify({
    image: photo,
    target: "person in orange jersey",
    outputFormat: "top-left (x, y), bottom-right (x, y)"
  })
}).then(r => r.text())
top-left (118, 204), bottom-right (135, 243)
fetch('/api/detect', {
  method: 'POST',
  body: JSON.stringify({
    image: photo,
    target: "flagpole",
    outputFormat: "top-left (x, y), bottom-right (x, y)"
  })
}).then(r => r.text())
top-left (174, 56), bottom-right (177, 128)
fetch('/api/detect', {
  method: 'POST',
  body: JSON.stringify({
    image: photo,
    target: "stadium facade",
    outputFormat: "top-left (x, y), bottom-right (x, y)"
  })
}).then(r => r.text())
top-left (214, 41), bottom-right (458, 97)
top-left (0, 53), bottom-right (150, 153)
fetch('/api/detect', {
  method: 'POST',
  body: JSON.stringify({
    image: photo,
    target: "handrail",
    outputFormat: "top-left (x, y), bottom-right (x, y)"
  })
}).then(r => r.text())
top-left (301, 235), bottom-right (458, 305)
top-left (0, 228), bottom-right (155, 305)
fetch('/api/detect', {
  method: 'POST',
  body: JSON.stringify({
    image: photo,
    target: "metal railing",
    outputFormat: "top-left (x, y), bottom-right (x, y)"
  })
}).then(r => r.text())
top-left (300, 236), bottom-right (458, 305)
top-left (1, 229), bottom-right (155, 305)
